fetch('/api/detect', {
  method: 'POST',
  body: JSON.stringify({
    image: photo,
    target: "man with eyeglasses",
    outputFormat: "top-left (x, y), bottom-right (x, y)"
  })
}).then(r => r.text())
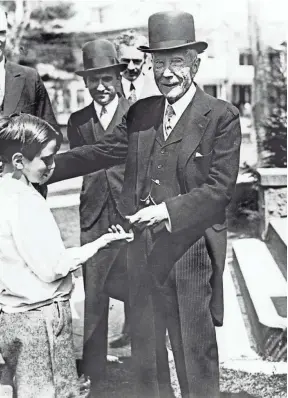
top-left (66, 39), bottom-right (130, 388)
top-left (115, 31), bottom-right (160, 104)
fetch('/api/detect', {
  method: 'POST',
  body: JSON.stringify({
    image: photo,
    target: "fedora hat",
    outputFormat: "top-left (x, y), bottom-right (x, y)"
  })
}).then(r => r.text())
top-left (76, 39), bottom-right (127, 76)
top-left (138, 11), bottom-right (208, 54)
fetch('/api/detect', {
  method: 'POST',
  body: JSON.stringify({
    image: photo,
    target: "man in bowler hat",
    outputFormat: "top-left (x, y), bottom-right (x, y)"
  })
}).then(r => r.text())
top-left (48, 11), bottom-right (241, 398)
top-left (66, 39), bottom-right (131, 385)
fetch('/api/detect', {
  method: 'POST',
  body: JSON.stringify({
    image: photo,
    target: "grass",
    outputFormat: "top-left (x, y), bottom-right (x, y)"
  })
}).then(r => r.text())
top-left (77, 358), bottom-right (287, 398)
top-left (51, 205), bottom-right (287, 398)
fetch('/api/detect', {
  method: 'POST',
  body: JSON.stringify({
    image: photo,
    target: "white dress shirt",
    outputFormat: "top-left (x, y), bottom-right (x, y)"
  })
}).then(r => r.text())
top-left (121, 73), bottom-right (145, 102)
top-left (0, 58), bottom-right (6, 107)
top-left (160, 83), bottom-right (197, 229)
top-left (94, 95), bottom-right (119, 130)
top-left (0, 175), bottom-right (85, 313)
top-left (163, 82), bottom-right (196, 139)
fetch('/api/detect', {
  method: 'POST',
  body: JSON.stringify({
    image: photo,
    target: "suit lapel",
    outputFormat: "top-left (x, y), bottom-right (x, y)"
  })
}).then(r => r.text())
top-left (136, 97), bottom-right (165, 203)
top-left (105, 96), bottom-right (129, 134)
top-left (3, 62), bottom-right (25, 115)
top-left (178, 86), bottom-right (211, 173)
top-left (78, 102), bottom-right (100, 144)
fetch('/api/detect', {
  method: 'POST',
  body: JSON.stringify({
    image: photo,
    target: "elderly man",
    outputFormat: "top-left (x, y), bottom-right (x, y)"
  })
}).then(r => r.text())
top-left (115, 31), bottom-right (160, 103)
top-left (49, 11), bottom-right (241, 398)
top-left (66, 39), bottom-right (130, 384)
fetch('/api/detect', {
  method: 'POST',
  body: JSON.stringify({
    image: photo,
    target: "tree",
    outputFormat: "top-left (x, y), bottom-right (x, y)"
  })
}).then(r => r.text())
top-left (262, 44), bottom-right (287, 167)
top-left (30, 2), bottom-right (75, 23)
top-left (248, 0), bottom-right (286, 167)
top-left (1, 0), bottom-right (75, 63)
top-left (2, 0), bottom-right (33, 63)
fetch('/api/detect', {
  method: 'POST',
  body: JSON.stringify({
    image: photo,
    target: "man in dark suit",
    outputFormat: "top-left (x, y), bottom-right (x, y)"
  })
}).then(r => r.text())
top-left (48, 11), bottom-right (241, 398)
top-left (111, 31), bottom-right (161, 349)
top-left (0, 7), bottom-right (58, 129)
top-left (67, 39), bottom-right (130, 384)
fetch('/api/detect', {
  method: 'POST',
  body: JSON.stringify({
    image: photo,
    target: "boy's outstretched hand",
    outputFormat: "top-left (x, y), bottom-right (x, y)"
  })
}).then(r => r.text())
top-left (97, 224), bottom-right (134, 250)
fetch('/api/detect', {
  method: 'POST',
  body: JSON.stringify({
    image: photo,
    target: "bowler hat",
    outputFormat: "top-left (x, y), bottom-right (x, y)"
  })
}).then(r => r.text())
top-left (138, 11), bottom-right (208, 54)
top-left (76, 39), bottom-right (127, 76)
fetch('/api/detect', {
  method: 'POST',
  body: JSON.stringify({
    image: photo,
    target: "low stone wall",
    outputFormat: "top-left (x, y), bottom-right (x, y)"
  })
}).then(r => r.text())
top-left (257, 168), bottom-right (287, 238)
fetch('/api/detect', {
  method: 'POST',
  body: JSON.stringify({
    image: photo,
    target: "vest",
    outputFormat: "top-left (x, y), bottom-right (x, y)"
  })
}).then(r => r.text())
top-left (140, 120), bottom-right (184, 207)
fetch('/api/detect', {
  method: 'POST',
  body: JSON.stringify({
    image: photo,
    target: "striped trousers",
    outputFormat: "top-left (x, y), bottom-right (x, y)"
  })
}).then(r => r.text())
top-left (129, 236), bottom-right (219, 398)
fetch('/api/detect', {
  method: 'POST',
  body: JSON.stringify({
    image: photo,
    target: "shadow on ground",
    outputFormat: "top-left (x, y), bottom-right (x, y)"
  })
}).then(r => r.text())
top-left (89, 358), bottom-right (261, 398)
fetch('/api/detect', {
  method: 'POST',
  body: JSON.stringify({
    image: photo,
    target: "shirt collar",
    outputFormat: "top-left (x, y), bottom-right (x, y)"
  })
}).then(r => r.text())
top-left (93, 94), bottom-right (119, 120)
top-left (164, 82), bottom-right (196, 118)
top-left (122, 73), bottom-right (144, 92)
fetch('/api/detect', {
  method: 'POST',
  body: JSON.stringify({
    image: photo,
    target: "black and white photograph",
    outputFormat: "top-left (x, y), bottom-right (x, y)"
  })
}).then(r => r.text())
top-left (0, 1), bottom-right (286, 397)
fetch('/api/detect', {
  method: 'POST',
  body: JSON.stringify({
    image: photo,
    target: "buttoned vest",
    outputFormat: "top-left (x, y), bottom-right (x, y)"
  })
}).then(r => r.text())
top-left (140, 119), bottom-right (185, 206)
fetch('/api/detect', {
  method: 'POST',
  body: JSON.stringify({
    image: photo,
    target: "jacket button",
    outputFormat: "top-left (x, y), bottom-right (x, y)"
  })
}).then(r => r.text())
top-left (157, 165), bottom-right (162, 169)
top-left (160, 149), bottom-right (165, 154)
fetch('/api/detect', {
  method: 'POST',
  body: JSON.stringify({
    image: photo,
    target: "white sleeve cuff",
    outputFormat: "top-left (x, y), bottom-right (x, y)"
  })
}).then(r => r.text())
top-left (160, 202), bottom-right (172, 233)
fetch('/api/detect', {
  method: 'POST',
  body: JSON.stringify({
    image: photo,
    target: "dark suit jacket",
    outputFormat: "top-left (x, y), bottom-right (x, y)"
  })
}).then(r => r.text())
top-left (50, 86), bottom-right (242, 326)
top-left (3, 61), bottom-right (58, 131)
top-left (67, 97), bottom-right (130, 231)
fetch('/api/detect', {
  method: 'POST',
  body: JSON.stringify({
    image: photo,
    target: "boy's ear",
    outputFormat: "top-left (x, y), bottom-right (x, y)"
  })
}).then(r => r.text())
top-left (11, 152), bottom-right (24, 170)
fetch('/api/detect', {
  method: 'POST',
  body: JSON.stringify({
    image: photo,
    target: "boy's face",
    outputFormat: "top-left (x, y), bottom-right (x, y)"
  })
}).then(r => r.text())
top-left (22, 139), bottom-right (58, 184)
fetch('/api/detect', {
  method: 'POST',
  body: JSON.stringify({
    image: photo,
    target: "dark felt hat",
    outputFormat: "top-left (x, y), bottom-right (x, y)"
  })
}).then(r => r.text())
top-left (76, 39), bottom-right (127, 76)
top-left (138, 11), bottom-right (208, 54)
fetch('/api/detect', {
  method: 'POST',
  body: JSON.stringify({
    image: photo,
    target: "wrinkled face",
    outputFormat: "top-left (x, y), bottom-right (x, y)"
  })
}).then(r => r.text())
top-left (22, 139), bottom-right (58, 184)
top-left (119, 45), bottom-right (145, 82)
top-left (86, 69), bottom-right (118, 106)
top-left (153, 49), bottom-right (200, 103)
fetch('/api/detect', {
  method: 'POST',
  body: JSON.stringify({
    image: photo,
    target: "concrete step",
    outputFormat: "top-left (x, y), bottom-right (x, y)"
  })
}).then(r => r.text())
top-left (266, 218), bottom-right (287, 280)
top-left (216, 265), bottom-right (259, 363)
top-left (232, 238), bottom-right (286, 359)
top-left (48, 176), bottom-right (82, 196)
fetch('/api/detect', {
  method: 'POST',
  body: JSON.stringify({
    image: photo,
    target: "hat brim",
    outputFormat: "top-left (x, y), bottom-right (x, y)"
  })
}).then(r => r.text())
top-left (76, 63), bottom-right (127, 76)
top-left (138, 41), bottom-right (208, 54)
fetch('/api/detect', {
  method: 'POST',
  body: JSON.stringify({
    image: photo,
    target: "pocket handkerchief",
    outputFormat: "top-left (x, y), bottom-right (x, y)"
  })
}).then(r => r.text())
top-left (195, 152), bottom-right (203, 158)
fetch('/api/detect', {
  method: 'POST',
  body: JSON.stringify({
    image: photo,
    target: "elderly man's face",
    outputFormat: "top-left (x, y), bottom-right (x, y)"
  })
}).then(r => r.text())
top-left (119, 45), bottom-right (145, 82)
top-left (153, 48), bottom-right (200, 103)
top-left (86, 69), bottom-right (118, 106)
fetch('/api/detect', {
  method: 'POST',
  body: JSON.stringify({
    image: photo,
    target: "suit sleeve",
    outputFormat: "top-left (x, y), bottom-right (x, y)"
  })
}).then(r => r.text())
top-left (35, 71), bottom-right (60, 133)
top-left (165, 105), bottom-right (241, 234)
top-left (66, 116), bottom-right (85, 149)
top-left (49, 112), bottom-right (129, 184)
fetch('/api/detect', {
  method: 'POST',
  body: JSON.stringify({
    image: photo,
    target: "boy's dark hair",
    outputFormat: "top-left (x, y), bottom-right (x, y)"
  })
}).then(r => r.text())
top-left (0, 113), bottom-right (62, 163)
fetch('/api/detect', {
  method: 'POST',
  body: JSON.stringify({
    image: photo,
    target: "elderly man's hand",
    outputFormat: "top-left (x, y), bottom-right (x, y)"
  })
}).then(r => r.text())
top-left (126, 203), bottom-right (169, 227)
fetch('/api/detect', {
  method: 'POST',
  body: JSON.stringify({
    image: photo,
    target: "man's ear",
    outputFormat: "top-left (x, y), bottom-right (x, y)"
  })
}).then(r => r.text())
top-left (11, 152), bottom-right (24, 170)
top-left (192, 57), bottom-right (201, 78)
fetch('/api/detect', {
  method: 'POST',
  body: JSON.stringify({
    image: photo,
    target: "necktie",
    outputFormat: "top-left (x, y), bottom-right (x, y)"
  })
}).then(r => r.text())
top-left (100, 106), bottom-right (107, 118)
top-left (128, 83), bottom-right (137, 104)
top-left (163, 104), bottom-right (175, 140)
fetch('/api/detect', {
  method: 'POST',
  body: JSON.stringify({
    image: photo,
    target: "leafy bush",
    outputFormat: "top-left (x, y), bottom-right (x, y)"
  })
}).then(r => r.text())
top-left (261, 45), bottom-right (287, 167)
